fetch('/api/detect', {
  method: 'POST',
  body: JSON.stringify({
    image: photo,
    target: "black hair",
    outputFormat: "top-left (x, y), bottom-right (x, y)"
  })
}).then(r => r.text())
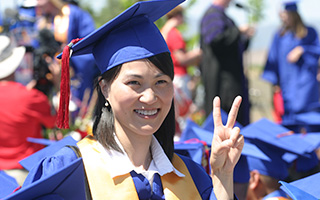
top-left (92, 52), bottom-right (175, 161)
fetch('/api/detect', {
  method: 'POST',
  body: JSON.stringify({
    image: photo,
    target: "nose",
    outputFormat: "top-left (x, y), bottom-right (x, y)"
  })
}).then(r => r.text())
top-left (139, 88), bottom-right (157, 104)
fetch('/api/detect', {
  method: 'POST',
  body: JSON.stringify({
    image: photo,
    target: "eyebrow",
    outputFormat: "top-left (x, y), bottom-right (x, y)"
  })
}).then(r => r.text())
top-left (125, 73), bottom-right (166, 79)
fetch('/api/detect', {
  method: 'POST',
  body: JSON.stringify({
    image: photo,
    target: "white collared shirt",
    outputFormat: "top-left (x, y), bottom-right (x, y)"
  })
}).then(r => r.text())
top-left (96, 135), bottom-right (184, 187)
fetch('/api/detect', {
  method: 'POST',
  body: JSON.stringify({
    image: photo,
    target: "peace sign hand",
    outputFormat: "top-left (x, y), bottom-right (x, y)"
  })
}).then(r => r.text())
top-left (210, 96), bottom-right (244, 199)
top-left (210, 96), bottom-right (244, 175)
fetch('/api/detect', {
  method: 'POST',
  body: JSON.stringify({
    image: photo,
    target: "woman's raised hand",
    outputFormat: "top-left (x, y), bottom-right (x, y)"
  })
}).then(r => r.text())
top-left (210, 96), bottom-right (244, 175)
top-left (210, 96), bottom-right (244, 199)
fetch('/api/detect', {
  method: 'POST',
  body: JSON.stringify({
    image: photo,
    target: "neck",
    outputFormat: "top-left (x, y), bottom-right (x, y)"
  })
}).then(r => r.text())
top-left (116, 131), bottom-right (153, 171)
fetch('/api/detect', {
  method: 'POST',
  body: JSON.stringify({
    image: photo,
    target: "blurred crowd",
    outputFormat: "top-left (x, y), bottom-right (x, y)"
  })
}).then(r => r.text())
top-left (1, 0), bottom-right (320, 199)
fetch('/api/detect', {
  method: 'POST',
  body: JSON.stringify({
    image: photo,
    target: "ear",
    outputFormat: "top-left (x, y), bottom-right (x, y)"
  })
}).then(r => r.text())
top-left (99, 79), bottom-right (109, 100)
top-left (248, 170), bottom-right (260, 190)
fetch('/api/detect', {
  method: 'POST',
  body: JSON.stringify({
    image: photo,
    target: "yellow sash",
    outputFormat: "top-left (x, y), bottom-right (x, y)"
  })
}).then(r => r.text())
top-left (77, 136), bottom-right (202, 200)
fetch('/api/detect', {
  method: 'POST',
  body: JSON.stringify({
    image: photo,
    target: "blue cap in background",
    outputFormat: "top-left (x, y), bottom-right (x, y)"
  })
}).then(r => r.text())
top-left (280, 172), bottom-right (320, 200)
top-left (19, 136), bottom-right (77, 171)
top-left (6, 158), bottom-right (88, 200)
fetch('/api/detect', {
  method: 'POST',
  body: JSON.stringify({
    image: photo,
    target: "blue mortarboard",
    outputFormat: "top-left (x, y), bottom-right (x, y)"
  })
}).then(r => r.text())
top-left (56, 0), bottom-right (185, 129)
top-left (27, 137), bottom-right (57, 146)
top-left (180, 119), bottom-right (214, 146)
top-left (280, 181), bottom-right (317, 200)
top-left (280, 172), bottom-right (320, 200)
top-left (246, 140), bottom-right (290, 180)
top-left (284, 2), bottom-right (297, 11)
top-left (285, 111), bottom-right (320, 132)
top-left (19, 136), bottom-right (77, 171)
top-left (6, 158), bottom-right (88, 200)
top-left (58, 0), bottom-right (184, 73)
top-left (0, 171), bottom-right (19, 199)
top-left (201, 110), bottom-right (243, 132)
top-left (241, 118), bottom-right (314, 156)
top-left (174, 141), bottom-right (205, 165)
top-left (180, 118), bottom-right (270, 160)
top-left (282, 0), bottom-right (299, 11)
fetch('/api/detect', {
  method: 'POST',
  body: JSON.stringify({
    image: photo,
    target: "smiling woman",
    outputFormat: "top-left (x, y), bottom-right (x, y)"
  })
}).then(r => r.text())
top-left (10, 0), bottom-right (244, 199)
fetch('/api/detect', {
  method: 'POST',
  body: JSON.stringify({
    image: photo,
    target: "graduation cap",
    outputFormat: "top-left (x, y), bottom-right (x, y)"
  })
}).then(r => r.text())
top-left (241, 118), bottom-right (315, 156)
top-left (19, 136), bottom-right (77, 171)
top-left (246, 140), bottom-right (290, 180)
top-left (180, 118), bottom-right (270, 160)
top-left (283, 1), bottom-right (299, 11)
top-left (286, 111), bottom-right (320, 132)
top-left (201, 110), bottom-right (243, 132)
top-left (280, 181), bottom-right (318, 200)
top-left (56, 0), bottom-right (185, 128)
top-left (6, 158), bottom-right (88, 200)
top-left (174, 140), bottom-right (205, 165)
top-left (280, 172), bottom-right (320, 200)
top-left (0, 171), bottom-right (19, 199)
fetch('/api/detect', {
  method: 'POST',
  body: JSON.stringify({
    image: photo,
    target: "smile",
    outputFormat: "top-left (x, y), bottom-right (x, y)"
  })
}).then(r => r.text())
top-left (134, 109), bottom-right (159, 116)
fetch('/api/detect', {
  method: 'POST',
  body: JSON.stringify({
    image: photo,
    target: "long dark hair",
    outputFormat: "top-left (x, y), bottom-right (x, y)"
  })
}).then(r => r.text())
top-left (92, 52), bottom-right (176, 161)
top-left (280, 11), bottom-right (306, 38)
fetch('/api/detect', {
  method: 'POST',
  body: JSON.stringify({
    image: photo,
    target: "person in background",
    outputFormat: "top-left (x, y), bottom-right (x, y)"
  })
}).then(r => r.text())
top-left (36, 0), bottom-right (99, 117)
top-left (21, 0), bottom-right (244, 199)
top-left (200, 0), bottom-right (254, 126)
top-left (262, 1), bottom-right (320, 126)
top-left (246, 141), bottom-right (291, 200)
top-left (161, 5), bottom-right (202, 135)
top-left (0, 35), bottom-right (56, 186)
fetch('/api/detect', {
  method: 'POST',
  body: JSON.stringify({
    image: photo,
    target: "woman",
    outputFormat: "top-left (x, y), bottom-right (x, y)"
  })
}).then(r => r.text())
top-left (262, 2), bottom-right (320, 126)
top-left (21, 0), bottom-right (244, 199)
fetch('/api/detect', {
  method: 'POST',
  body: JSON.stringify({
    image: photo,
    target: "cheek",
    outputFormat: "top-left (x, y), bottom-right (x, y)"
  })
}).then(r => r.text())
top-left (109, 84), bottom-right (137, 109)
top-left (159, 85), bottom-right (174, 103)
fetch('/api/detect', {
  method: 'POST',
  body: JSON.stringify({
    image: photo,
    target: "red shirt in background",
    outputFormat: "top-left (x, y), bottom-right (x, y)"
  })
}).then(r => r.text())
top-left (0, 81), bottom-right (56, 169)
top-left (166, 27), bottom-right (187, 76)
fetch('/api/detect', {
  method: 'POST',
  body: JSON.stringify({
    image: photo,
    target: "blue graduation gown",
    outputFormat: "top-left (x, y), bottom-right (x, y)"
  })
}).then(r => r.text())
top-left (67, 4), bottom-right (99, 102)
top-left (22, 147), bottom-right (218, 199)
top-left (262, 27), bottom-right (320, 124)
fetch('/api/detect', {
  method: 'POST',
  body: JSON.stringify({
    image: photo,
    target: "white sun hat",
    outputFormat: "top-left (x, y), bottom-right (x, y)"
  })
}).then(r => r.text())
top-left (0, 35), bottom-right (26, 79)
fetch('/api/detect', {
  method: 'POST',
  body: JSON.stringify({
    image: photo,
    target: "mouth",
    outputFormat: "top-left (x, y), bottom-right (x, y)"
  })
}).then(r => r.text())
top-left (134, 109), bottom-right (159, 116)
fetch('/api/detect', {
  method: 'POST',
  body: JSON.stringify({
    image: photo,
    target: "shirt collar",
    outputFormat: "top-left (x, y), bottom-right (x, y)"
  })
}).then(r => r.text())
top-left (96, 135), bottom-right (184, 179)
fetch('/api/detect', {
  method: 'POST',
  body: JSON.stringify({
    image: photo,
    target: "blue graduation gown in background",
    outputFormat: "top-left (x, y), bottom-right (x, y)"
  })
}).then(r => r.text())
top-left (67, 4), bottom-right (100, 102)
top-left (262, 27), bottom-right (320, 124)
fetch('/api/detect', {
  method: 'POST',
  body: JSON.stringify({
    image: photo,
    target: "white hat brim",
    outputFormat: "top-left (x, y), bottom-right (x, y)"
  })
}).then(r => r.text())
top-left (0, 46), bottom-right (26, 79)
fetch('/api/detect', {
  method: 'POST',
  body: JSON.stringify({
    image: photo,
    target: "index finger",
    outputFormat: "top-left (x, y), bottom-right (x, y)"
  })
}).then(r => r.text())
top-left (226, 96), bottom-right (242, 128)
top-left (213, 96), bottom-right (223, 127)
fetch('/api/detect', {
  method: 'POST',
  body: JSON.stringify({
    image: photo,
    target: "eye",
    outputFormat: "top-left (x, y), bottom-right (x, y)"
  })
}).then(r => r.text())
top-left (127, 80), bottom-right (140, 85)
top-left (156, 79), bottom-right (168, 85)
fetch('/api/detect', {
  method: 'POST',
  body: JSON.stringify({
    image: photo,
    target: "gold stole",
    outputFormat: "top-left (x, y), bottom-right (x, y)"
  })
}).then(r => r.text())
top-left (77, 136), bottom-right (202, 200)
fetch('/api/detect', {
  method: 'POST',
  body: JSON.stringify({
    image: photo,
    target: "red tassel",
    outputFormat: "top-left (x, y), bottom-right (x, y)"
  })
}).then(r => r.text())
top-left (57, 38), bottom-right (82, 129)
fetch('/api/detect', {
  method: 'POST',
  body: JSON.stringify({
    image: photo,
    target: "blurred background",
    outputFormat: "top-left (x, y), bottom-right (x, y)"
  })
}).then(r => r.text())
top-left (1, 0), bottom-right (319, 124)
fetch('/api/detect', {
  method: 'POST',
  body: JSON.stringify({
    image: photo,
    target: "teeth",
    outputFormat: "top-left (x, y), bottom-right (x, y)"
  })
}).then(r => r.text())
top-left (135, 109), bottom-right (158, 116)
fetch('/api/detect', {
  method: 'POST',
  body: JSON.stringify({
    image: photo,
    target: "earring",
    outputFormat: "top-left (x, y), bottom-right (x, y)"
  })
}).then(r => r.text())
top-left (105, 101), bottom-right (109, 107)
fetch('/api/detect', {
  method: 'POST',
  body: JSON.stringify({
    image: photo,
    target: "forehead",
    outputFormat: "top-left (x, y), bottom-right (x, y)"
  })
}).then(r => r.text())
top-left (118, 59), bottom-right (163, 75)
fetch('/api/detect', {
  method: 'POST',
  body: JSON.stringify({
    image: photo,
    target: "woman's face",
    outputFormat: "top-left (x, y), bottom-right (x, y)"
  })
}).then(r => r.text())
top-left (280, 10), bottom-right (293, 28)
top-left (101, 59), bottom-right (174, 138)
